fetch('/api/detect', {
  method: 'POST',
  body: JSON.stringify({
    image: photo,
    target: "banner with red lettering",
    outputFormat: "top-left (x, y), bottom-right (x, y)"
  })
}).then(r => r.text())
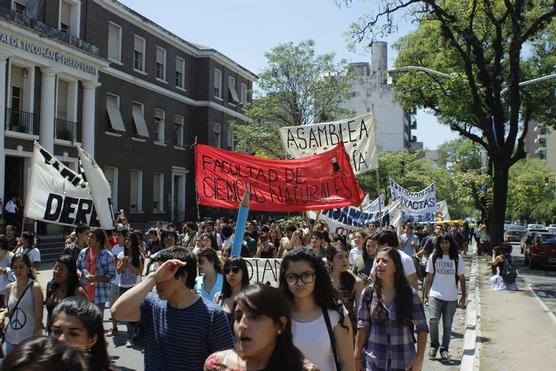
top-left (195, 143), bottom-right (365, 211)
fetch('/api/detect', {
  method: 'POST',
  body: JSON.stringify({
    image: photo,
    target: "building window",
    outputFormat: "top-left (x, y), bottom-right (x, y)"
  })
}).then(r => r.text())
top-left (213, 122), bottom-right (222, 148)
top-left (103, 166), bottom-right (118, 211)
top-left (240, 83), bottom-right (247, 106)
top-left (130, 169), bottom-right (143, 213)
top-left (174, 115), bottom-right (184, 147)
top-left (214, 68), bottom-right (222, 99)
top-left (226, 126), bottom-right (234, 150)
top-left (106, 93), bottom-right (126, 132)
top-left (154, 109), bottom-right (165, 144)
top-left (131, 101), bottom-right (150, 137)
top-left (108, 22), bottom-right (122, 63)
top-left (13, 0), bottom-right (26, 14)
top-left (153, 172), bottom-right (164, 213)
top-left (59, 0), bottom-right (71, 34)
top-left (156, 46), bottom-right (166, 81)
top-left (176, 56), bottom-right (185, 89)
top-left (228, 76), bottom-right (239, 104)
top-left (133, 35), bottom-right (146, 72)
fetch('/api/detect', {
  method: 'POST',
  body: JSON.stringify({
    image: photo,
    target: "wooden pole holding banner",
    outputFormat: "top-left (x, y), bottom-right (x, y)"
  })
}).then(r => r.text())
top-left (190, 136), bottom-right (201, 221)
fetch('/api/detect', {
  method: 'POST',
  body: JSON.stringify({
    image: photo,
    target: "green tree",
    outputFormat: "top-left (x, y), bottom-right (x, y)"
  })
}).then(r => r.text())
top-left (231, 40), bottom-right (355, 158)
top-left (343, 0), bottom-right (556, 244)
top-left (506, 158), bottom-right (556, 223)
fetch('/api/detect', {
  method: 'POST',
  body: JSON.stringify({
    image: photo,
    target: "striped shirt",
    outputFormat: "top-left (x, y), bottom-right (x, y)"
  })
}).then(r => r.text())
top-left (357, 287), bottom-right (428, 370)
top-left (142, 292), bottom-right (234, 371)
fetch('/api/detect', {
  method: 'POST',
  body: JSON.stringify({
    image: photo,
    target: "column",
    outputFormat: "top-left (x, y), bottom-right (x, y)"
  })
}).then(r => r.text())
top-left (39, 67), bottom-right (56, 153)
top-left (0, 53), bottom-right (9, 211)
top-left (82, 80), bottom-right (98, 156)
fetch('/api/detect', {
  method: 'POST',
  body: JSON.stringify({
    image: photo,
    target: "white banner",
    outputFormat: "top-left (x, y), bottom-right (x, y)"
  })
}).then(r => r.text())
top-left (316, 198), bottom-right (399, 236)
top-left (24, 142), bottom-right (112, 228)
top-left (389, 178), bottom-right (436, 222)
top-left (245, 258), bottom-right (281, 287)
top-left (279, 114), bottom-right (378, 175)
top-left (77, 146), bottom-right (114, 229)
top-left (435, 200), bottom-right (451, 221)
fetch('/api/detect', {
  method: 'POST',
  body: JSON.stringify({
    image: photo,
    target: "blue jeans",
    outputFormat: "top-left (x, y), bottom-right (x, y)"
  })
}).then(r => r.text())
top-left (429, 296), bottom-right (457, 350)
top-left (118, 286), bottom-right (135, 341)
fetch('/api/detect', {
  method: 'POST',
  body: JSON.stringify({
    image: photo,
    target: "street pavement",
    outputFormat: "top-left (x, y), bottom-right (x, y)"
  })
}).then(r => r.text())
top-left (508, 242), bottom-right (556, 317)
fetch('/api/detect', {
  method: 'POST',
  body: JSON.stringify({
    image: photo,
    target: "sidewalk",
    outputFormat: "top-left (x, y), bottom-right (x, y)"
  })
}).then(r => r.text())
top-left (477, 258), bottom-right (556, 370)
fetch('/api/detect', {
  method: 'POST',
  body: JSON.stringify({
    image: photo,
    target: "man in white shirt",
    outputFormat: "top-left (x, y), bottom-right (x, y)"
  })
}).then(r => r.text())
top-left (16, 231), bottom-right (41, 269)
top-left (370, 230), bottom-right (418, 290)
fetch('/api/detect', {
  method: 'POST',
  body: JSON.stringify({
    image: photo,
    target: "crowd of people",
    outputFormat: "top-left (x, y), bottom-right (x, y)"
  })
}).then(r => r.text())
top-left (0, 215), bottom-right (479, 371)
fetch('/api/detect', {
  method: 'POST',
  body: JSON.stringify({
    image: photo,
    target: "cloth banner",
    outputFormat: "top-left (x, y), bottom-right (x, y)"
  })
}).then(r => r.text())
top-left (24, 142), bottom-right (113, 228)
top-left (77, 146), bottom-right (114, 229)
top-left (244, 258), bottom-right (281, 287)
top-left (279, 114), bottom-right (378, 175)
top-left (195, 143), bottom-right (365, 212)
top-left (389, 178), bottom-right (436, 222)
top-left (315, 199), bottom-right (399, 236)
top-left (435, 200), bottom-right (451, 221)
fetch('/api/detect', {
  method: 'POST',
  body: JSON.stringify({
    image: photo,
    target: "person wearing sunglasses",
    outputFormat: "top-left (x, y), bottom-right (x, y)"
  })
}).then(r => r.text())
top-left (279, 247), bottom-right (354, 371)
top-left (214, 257), bottom-right (250, 324)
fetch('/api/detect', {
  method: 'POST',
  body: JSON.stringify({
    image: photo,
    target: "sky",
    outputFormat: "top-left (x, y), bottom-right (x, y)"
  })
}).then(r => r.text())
top-left (120, 0), bottom-right (459, 149)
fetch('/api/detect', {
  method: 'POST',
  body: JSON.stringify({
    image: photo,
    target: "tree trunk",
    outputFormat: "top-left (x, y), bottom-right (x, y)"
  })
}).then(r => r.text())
top-left (489, 157), bottom-right (510, 247)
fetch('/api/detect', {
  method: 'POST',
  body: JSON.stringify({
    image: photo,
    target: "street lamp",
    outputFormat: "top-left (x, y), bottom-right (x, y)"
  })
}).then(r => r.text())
top-left (387, 66), bottom-right (556, 95)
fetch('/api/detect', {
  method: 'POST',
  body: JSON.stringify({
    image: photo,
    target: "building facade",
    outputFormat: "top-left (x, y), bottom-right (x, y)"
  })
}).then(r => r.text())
top-left (340, 42), bottom-right (421, 152)
top-left (0, 0), bottom-right (256, 229)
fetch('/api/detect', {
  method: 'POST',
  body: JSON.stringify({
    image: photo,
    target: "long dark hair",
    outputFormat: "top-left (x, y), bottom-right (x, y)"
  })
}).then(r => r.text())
top-left (279, 247), bottom-right (347, 330)
top-left (369, 247), bottom-right (413, 327)
top-left (432, 234), bottom-right (459, 262)
top-left (11, 253), bottom-right (35, 280)
top-left (51, 297), bottom-right (110, 371)
top-left (127, 233), bottom-right (142, 268)
top-left (234, 284), bottom-right (305, 371)
top-left (222, 257), bottom-right (249, 299)
top-left (362, 235), bottom-right (377, 263)
top-left (325, 242), bottom-right (355, 293)
top-left (50, 255), bottom-right (80, 296)
top-left (197, 248), bottom-right (223, 274)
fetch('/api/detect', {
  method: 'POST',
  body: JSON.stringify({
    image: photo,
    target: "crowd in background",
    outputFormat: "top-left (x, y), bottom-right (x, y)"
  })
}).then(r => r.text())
top-left (0, 214), bottom-right (482, 371)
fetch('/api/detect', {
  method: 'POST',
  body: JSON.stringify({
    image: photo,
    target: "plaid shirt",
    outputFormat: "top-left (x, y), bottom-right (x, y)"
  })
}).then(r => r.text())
top-left (76, 248), bottom-right (116, 305)
top-left (357, 288), bottom-right (428, 370)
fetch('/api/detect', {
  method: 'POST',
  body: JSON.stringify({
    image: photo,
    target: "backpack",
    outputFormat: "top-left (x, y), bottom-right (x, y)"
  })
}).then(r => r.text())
top-left (500, 255), bottom-right (517, 284)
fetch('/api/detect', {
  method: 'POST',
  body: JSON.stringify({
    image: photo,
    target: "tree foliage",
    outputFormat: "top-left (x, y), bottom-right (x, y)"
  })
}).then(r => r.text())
top-left (506, 158), bottom-right (556, 223)
top-left (232, 40), bottom-right (355, 158)
top-left (343, 0), bottom-right (556, 244)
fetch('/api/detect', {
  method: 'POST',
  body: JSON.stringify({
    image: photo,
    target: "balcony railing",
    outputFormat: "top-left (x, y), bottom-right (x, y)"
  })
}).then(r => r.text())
top-left (5, 108), bottom-right (34, 134)
top-left (0, 6), bottom-right (99, 56)
top-left (55, 118), bottom-right (77, 141)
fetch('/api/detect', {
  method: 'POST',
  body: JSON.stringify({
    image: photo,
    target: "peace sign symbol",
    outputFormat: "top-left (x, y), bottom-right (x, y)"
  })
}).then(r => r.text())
top-left (9, 308), bottom-right (27, 331)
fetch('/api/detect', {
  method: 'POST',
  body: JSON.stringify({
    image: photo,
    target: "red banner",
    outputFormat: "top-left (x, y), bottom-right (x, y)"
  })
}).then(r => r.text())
top-left (195, 143), bottom-right (365, 212)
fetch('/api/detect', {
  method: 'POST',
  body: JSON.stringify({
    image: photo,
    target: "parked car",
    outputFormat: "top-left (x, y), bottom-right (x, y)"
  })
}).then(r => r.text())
top-left (504, 224), bottom-right (527, 242)
top-left (523, 232), bottom-right (556, 268)
top-left (527, 223), bottom-right (546, 231)
top-left (521, 230), bottom-right (545, 254)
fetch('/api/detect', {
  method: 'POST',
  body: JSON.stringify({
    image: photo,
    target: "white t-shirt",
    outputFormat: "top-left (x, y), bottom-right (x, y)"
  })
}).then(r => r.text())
top-left (111, 244), bottom-right (124, 285)
top-left (426, 254), bottom-right (466, 301)
top-left (292, 306), bottom-right (349, 371)
top-left (371, 248), bottom-right (416, 276)
top-left (349, 247), bottom-right (363, 266)
top-left (19, 246), bottom-right (40, 264)
top-left (116, 252), bottom-right (142, 288)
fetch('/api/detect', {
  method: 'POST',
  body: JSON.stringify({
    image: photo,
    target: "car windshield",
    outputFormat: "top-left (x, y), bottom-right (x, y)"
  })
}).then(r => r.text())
top-left (508, 225), bottom-right (526, 231)
top-left (539, 234), bottom-right (556, 244)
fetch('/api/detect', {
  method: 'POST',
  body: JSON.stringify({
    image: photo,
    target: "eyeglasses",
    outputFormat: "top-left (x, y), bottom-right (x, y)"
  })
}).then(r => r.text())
top-left (224, 266), bottom-right (241, 275)
top-left (285, 271), bottom-right (315, 286)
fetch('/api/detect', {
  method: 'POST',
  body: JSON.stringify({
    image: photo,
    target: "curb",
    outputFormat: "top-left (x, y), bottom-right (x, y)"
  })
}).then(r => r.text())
top-left (459, 255), bottom-right (481, 371)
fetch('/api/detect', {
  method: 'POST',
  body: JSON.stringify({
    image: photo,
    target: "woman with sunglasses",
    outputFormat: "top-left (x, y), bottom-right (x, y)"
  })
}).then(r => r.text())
top-left (214, 257), bottom-right (250, 322)
top-left (195, 248), bottom-right (224, 301)
top-left (279, 247), bottom-right (354, 371)
top-left (204, 284), bottom-right (319, 371)
top-left (355, 247), bottom-right (428, 371)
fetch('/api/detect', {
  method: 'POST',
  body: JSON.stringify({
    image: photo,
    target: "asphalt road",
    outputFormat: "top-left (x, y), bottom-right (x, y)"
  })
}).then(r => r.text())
top-left (509, 242), bottom-right (556, 317)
